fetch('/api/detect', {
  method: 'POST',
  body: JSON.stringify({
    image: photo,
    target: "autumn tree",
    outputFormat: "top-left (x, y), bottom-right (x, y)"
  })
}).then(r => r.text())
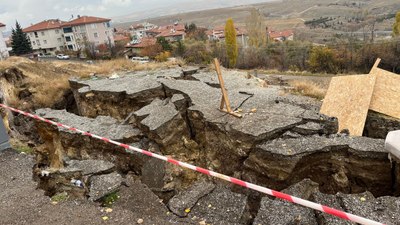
top-left (224, 18), bottom-right (238, 68)
top-left (246, 8), bottom-right (267, 48)
top-left (393, 11), bottom-right (400, 37)
top-left (308, 47), bottom-right (338, 74)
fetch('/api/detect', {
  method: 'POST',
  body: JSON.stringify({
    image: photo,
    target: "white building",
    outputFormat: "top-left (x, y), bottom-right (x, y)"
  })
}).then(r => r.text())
top-left (130, 22), bottom-right (157, 43)
top-left (61, 16), bottom-right (114, 51)
top-left (23, 16), bottom-right (114, 54)
top-left (23, 19), bottom-right (65, 54)
top-left (0, 22), bottom-right (10, 60)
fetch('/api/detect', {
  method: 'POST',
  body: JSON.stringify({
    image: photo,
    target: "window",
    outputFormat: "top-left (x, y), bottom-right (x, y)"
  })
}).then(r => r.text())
top-left (32, 41), bottom-right (36, 45)
top-left (34, 32), bottom-right (38, 38)
top-left (30, 33), bottom-right (33, 37)
top-left (41, 31), bottom-right (45, 36)
top-left (91, 23), bottom-right (97, 29)
top-left (67, 45), bottom-right (73, 50)
top-left (55, 29), bottom-right (59, 34)
top-left (57, 38), bottom-right (62, 42)
top-left (105, 22), bottom-right (111, 28)
top-left (63, 27), bottom-right (73, 33)
top-left (36, 40), bottom-right (40, 46)
top-left (65, 36), bottom-right (72, 42)
top-left (94, 32), bottom-right (98, 38)
top-left (43, 40), bottom-right (47, 44)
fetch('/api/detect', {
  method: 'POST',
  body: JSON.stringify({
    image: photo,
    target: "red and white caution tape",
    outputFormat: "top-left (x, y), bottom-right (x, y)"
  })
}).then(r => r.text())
top-left (0, 103), bottom-right (385, 225)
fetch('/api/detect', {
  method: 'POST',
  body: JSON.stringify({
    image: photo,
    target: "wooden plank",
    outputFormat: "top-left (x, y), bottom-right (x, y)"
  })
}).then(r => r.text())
top-left (214, 58), bottom-right (232, 112)
top-left (320, 74), bottom-right (376, 136)
top-left (370, 68), bottom-right (400, 119)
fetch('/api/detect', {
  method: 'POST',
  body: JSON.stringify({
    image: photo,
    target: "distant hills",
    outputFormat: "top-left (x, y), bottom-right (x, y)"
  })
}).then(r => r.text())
top-left (113, 0), bottom-right (400, 43)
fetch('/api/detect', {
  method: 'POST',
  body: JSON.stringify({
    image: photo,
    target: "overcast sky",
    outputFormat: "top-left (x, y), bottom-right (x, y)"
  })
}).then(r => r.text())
top-left (0, 0), bottom-right (273, 31)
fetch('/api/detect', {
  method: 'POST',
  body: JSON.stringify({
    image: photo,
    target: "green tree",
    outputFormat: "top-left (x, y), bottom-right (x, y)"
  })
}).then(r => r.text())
top-left (224, 18), bottom-right (238, 68)
top-left (393, 11), bottom-right (400, 37)
top-left (308, 47), bottom-right (338, 74)
top-left (156, 37), bottom-right (172, 51)
top-left (246, 8), bottom-right (267, 48)
top-left (11, 21), bottom-right (32, 55)
top-left (174, 40), bottom-right (185, 57)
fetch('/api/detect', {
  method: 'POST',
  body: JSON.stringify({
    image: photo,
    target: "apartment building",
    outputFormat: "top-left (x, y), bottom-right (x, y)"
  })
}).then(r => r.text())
top-left (23, 19), bottom-right (65, 54)
top-left (23, 16), bottom-right (114, 53)
top-left (0, 22), bottom-right (10, 60)
top-left (146, 23), bottom-right (186, 42)
top-left (130, 22), bottom-right (156, 42)
top-left (61, 16), bottom-right (114, 51)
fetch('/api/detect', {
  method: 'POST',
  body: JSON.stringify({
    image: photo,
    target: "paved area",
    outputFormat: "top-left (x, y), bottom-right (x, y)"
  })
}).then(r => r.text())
top-left (0, 149), bottom-right (193, 225)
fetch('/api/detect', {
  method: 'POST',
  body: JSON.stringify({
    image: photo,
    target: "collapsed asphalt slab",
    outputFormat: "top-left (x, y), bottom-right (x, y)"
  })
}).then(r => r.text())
top-left (22, 66), bottom-right (400, 224)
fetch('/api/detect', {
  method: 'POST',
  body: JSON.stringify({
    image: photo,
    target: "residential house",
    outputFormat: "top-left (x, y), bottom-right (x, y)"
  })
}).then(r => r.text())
top-left (125, 37), bottom-right (156, 56)
top-left (130, 22), bottom-right (156, 41)
top-left (22, 19), bottom-right (65, 54)
top-left (206, 26), bottom-right (248, 46)
top-left (268, 30), bottom-right (294, 42)
top-left (146, 23), bottom-right (185, 42)
top-left (113, 34), bottom-right (130, 45)
top-left (0, 22), bottom-right (9, 60)
top-left (61, 16), bottom-right (114, 51)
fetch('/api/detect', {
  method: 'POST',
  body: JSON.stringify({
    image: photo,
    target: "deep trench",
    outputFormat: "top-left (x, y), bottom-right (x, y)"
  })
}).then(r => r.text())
top-left (5, 72), bottom-right (398, 224)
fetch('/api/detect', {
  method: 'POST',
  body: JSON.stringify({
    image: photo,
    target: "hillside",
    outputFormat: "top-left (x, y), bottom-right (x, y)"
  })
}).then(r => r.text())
top-left (114, 0), bottom-right (400, 42)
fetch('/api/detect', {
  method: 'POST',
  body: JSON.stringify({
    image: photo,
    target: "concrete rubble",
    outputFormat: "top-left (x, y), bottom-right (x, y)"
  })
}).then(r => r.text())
top-left (89, 172), bottom-right (122, 201)
top-left (28, 67), bottom-right (400, 224)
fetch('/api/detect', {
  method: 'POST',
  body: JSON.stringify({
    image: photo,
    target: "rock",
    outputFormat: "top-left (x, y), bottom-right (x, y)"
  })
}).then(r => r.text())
top-left (112, 178), bottom-right (195, 224)
top-left (182, 67), bottom-right (199, 76)
top-left (34, 108), bottom-right (144, 172)
top-left (134, 98), bottom-right (189, 146)
top-left (293, 122), bottom-right (323, 135)
top-left (69, 68), bottom-right (182, 119)
top-left (364, 111), bottom-right (400, 139)
top-left (89, 172), bottom-right (122, 201)
top-left (243, 135), bottom-right (392, 196)
top-left (339, 192), bottom-right (400, 225)
top-left (168, 181), bottom-right (216, 217)
top-left (311, 192), bottom-right (353, 225)
top-left (171, 94), bottom-right (187, 111)
top-left (253, 179), bottom-right (319, 225)
top-left (35, 109), bottom-right (142, 142)
top-left (66, 160), bottom-right (115, 175)
top-left (190, 186), bottom-right (248, 225)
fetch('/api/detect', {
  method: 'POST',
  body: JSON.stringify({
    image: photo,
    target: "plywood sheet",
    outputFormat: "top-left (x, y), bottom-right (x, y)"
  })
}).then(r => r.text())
top-left (370, 68), bottom-right (400, 119)
top-left (320, 75), bottom-right (376, 136)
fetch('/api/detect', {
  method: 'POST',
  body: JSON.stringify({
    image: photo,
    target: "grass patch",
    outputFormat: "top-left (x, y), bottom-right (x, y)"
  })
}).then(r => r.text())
top-left (51, 192), bottom-right (69, 202)
top-left (0, 57), bottom-right (184, 110)
top-left (10, 139), bottom-right (33, 154)
top-left (100, 191), bottom-right (120, 207)
top-left (288, 80), bottom-right (327, 100)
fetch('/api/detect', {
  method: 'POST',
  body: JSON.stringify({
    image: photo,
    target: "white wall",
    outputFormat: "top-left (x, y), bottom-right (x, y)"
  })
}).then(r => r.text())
top-left (27, 28), bottom-right (64, 53)
top-left (83, 22), bottom-right (114, 46)
top-left (0, 26), bottom-right (9, 60)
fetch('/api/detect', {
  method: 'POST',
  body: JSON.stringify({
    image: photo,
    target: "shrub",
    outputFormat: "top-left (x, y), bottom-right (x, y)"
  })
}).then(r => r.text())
top-left (183, 41), bottom-right (212, 64)
top-left (155, 51), bottom-right (171, 62)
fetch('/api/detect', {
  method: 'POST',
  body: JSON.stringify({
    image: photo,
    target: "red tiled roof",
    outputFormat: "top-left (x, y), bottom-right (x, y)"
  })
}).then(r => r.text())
top-left (114, 35), bottom-right (130, 42)
top-left (207, 25), bottom-right (247, 38)
top-left (0, 22), bottom-right (5, 27)
top-left (126, 37), bottom-right (157, 48)
top-left (268, 30), bottom-right (294, 39)
top-left (23, 19), bottom-right (65, 32)
top-left (131, 24), bottom-right (144, 30)
top-left (156, 30), bottom-right (185, 38)
top-left (62, 16), bottom-right (110, 27)
top-left (147, 24), bottom-right (185, 34)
